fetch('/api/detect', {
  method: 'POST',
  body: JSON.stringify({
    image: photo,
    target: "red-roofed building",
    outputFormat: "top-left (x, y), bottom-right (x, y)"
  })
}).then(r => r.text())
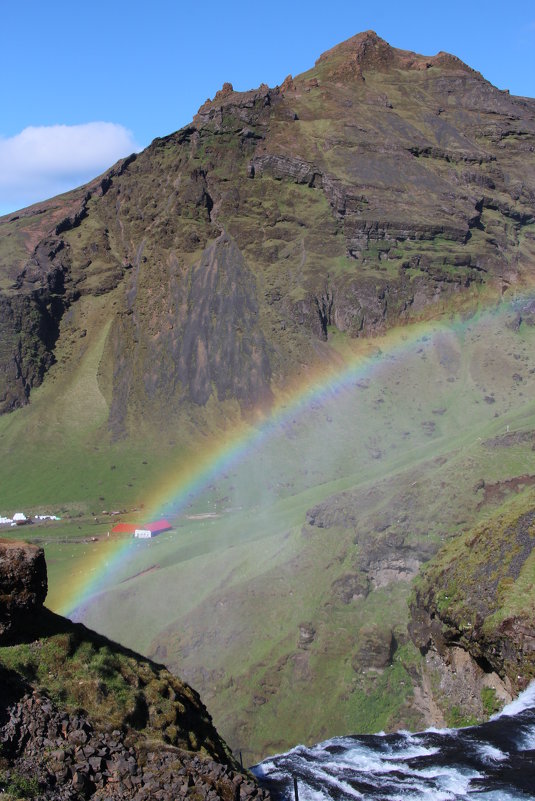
top-left (134, 519), bottom-right (172, 539)
top-left (110, 523), bottom-right (137, 534)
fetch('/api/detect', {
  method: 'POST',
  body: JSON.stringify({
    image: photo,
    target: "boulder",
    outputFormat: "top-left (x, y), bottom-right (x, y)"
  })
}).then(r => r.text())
top-left (297, 623), bottom-right (316, 649)
top-left (0, 539), bottom-right (47, 640)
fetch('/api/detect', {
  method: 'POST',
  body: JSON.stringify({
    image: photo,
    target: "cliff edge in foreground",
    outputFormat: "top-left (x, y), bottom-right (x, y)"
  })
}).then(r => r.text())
top-left (0, 540), bottom-right (268, 801)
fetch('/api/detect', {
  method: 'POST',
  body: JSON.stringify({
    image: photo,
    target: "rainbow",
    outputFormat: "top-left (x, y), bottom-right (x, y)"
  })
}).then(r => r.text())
top-left (55, 296), bottom-right (525, 618)
top-left (54, 535), bottom-right (133, 617)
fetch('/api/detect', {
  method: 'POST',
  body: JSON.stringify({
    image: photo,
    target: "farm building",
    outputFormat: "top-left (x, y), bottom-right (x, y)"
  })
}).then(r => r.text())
top-left (134, 519), bottom-right (172, 539)
top-left (110, 523), bottom-right (138, 535)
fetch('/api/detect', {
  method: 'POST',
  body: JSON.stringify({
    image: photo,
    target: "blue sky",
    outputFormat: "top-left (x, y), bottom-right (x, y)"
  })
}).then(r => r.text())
top-left (2, 0), bottom-right (534, 215)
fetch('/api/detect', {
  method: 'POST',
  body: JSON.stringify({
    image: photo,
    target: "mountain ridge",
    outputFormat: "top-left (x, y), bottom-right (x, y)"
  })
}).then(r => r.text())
top-left (1, 29), bottom-right (534, 427)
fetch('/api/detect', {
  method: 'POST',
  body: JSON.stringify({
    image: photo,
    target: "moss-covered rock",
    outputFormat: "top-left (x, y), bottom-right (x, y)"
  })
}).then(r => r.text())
top-left (0, 607), bottom-right (236, 766)
top-left (409, 492), bottom-right (535, 693)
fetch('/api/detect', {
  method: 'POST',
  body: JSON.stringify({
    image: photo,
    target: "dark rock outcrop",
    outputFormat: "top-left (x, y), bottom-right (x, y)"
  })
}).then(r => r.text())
top-left (0, 539), bottom-right (47, 639)
top-left (0, 158), bottom-right (134, 415)
top-left (0, 683), bottom-right (267, 801)
top-left (306, 487), bottom-right (439, 592)
top-left (0, 546), bottom-right (268, 800)
top-left (352, 624), bottom-right (394, 671)
top-left (0, 290), bottom-right (63, 414)
top-left (409, 504), bottom-right (535, 693)
top-left (174, 233), bottom-right (272, 407)
top-left (297, 623), bottom-right (316, 650)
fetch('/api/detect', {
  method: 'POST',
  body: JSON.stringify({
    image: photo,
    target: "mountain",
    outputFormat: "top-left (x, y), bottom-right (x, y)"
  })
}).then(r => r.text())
top-left (1, 31), bottom-right (535, 761)
top-left (1, 31), bottom-right (534, 429)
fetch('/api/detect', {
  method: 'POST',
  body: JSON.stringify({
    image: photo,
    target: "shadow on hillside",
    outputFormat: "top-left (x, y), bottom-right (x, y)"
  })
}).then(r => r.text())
top-left (6, 607), bottom-right (168, 672)
top-left (0, 665), bottom-right (30, 727)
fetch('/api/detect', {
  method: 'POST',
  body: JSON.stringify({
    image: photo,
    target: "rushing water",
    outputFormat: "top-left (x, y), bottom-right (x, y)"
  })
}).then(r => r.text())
top-left (252, 684), bottom-right (535, 801)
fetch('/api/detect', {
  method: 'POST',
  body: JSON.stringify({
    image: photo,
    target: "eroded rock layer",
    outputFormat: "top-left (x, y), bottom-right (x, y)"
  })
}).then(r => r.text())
top-left (0, 679), bottom-right (265, 801)
top-left (409, 497), bottom-right (535, 722)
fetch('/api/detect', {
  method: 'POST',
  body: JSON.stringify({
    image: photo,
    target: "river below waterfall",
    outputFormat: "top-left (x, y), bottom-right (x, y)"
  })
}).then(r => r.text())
top-left (252, 684), bottom-right (535, 800)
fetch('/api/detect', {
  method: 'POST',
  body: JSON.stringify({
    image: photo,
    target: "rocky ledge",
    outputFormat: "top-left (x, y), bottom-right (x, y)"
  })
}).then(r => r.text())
top-left (0, 543), bottom-right (269, 801)
top-left (0, 678), bottom-right (266, 801)
top-left (408, 497), bottom-right (535, 722)
top-left (0, 539), bottom-right (47, 640)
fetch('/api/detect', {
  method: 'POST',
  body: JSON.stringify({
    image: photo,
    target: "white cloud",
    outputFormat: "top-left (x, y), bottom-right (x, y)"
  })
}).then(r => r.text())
top-left (0, 122), bottom-right (140, 216)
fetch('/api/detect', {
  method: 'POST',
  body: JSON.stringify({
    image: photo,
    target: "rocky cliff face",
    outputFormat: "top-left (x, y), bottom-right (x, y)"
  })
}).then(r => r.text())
top-left (0, 171), bottom-right (126, 415)
top-left (0, 544), bottom-right (267, 800)
top-left (408, 495), bottom-right (535, 723)
top-left (0, 539), bottom-right (47, 639)
top-left (1, 30), bottom-right (534, 428)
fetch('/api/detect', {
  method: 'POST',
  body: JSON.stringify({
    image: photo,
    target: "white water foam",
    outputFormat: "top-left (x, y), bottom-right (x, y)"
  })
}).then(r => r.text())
top-left (328, 744), bottom-right (439, 772)
top-left (297, 769), bottom-right (363, 800)
top-left (413, 765), bottom-right (480, 797)
top-left (423, 726), bottom-right (457, 736)
top-left (255, 690), bottom-right (535, 801)
top-left (297, 788), bottom-right (344, 801)
top-left (477, 743), bottom-right (507, 763)
top-left (491, 680), bottom-right (535, 720)
top-left (517, 723), bottom-right (535, 751)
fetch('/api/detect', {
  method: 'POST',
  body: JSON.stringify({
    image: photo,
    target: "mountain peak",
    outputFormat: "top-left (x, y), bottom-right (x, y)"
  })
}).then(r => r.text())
top-left (315, 29), bottom-right (477, 80)
top-left (316, 30), bottom-right (394, 69)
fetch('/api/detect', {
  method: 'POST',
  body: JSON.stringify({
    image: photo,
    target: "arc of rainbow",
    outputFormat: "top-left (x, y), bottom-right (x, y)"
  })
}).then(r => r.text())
top-left (141, 307), bottom-right (479, 520)
top-left (56, 298), bottom-right (518, 618)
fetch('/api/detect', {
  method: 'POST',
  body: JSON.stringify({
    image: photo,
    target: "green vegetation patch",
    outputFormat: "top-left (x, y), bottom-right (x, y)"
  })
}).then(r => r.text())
top-left (0, 611), bottom-right (232, 763)
top-left (0, 771), bottom-right (39, 800)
